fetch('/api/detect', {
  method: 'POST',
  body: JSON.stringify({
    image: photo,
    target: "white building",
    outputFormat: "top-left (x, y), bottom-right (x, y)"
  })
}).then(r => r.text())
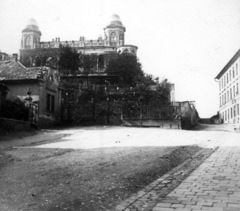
top-left (215, 49), bottom-right (240, 124)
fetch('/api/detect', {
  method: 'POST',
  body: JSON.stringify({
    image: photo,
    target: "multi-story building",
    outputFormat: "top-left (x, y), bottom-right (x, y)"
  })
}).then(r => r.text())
top-left (215, 49), bottom-right (240, 124)
top-left (20, 14), bottom-right (138, 67)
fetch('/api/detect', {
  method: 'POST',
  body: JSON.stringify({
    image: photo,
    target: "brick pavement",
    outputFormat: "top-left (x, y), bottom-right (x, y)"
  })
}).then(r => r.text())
top-left (152, 147), bottom-right (240, 211)
top-left (115, 147), bottom-right (240, 211)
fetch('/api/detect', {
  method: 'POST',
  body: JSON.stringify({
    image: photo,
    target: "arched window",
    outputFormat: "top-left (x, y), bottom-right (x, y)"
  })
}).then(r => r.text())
top-left (110, 32), bottom-right (117, 46)
top-left (25, 36), bottom-right (31, 47)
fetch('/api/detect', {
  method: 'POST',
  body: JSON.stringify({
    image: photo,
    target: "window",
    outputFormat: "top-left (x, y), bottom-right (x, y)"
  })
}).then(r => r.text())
top-left (25, 36), bottom-right (31, 46)
top-left (46, 93), bottom-right (55, 113)
top-left (237, 104), bottom-right (239, 116)
top-left (227, 91), bottom-right (229, 101)
top-left (230, 88), bottom-right (232, 100)
top-left (231, 107), bottom-right (233, 118)
top-left (225, 110), bottom-right (227, 121)
top-left (110, 32), bottom-right (117, 46)
top-left (227, 73), bottom-right (229, 83)
top-left (237, 83), bottom-right (239, 94)
top-left (233, 67), bottom-right (235, 78)
top-left (98, 55), bottom-right (105, 69)
top-left (228, 109), bottom-right (230, 120)
top-left (233, 86), bottom-right (235, 97)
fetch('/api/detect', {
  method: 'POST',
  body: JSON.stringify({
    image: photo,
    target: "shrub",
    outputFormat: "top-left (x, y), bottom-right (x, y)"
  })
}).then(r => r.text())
top-left (0, 99), bottom-right (29, 121)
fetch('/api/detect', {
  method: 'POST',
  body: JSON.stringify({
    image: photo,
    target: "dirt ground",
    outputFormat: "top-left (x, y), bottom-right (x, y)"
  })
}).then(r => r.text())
top-left (1, 124), bottom-right (236, 211)
top-left (0, 130), bottom-right (203, 211)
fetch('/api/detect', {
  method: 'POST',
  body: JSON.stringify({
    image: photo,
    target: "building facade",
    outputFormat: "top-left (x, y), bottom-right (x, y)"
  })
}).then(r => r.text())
top-left (215, 49), bottom-right (240, 124)
top-left (20, 14), bottom-right (138, 67)
top-left (0, 56), bottom-right (61, 127)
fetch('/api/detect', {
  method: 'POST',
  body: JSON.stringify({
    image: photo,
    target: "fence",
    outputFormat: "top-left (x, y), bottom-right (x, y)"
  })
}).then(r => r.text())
top-left (0, 117), bottom-right (32, 134)
top-left (121, 105), bottom-right (182, 129)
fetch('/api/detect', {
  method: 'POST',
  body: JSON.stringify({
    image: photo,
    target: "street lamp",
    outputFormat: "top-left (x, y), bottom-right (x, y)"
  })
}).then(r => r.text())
top-left (24, 88), bottom-right (33, 106)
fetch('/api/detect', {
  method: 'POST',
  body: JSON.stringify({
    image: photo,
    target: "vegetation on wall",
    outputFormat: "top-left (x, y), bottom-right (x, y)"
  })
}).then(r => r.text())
top-left (58, 46), bottom-right (80, 75)
top-left (20, 48), bottom-right (59, 67)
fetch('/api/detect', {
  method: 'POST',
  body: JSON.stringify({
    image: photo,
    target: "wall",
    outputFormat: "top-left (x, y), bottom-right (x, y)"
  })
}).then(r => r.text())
top-left (177, 101), bottom-right (199, 129)
top-left (218, 56), bottom-right (240, 124)
top-left (122, 119), bottom-right (181, 129)
top-left (4, 81), bottom-right (40, 100)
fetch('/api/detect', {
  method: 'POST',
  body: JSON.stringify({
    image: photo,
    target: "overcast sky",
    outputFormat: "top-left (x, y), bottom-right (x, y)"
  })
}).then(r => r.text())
top-left (0, 0), bottom-right (240, 118)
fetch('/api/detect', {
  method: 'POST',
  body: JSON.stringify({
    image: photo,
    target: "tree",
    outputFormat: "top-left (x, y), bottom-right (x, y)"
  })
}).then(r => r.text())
top-left (58, 45), bottom-right (80, 75)
top-left (105, 53), bottom-right (144, 86)
top-left (80, 54), bottom-right (98, 73)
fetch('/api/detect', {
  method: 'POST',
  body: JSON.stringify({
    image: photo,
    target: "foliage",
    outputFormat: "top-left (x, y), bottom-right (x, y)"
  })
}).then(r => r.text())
top-left (59, 49), bottom-right (173, 124)
top-left (58, 45), bottom-right (80, 75)
top-left (20, 49), bottom-right (59, 67)
top-left (0, 99), bottom-right (29, 121)
top-left (105, 53), bottom-right (144, 86)
top-left (79, 54), bottom-right (98, 73)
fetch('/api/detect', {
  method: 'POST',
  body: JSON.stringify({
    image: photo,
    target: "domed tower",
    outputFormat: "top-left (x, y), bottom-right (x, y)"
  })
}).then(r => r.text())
top-left (104, 14), bottom-right (125, 47)
top-left (21, 18), bottom-right (42, 49)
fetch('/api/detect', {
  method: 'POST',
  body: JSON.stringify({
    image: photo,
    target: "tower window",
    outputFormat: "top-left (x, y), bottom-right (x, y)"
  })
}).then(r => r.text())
top-left (110, 32), bottom-right (117, 46)
top-left (25, 36), bottom-right (31, 46)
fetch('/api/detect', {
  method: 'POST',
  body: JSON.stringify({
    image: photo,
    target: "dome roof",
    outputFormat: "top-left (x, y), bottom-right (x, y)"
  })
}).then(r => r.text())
top-left (27, 18), bottom-right (38, 26)
top-left (22, 18), bottom-right (41, 33)
top-left (107, 14), bottom-right (123, 27)
top-left (110, 14), bottom-right (121, 22)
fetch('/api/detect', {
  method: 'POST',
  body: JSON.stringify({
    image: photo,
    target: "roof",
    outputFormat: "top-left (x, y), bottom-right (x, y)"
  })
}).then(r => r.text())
top-left (22, 18), bottom-right (42, 35)
top-left (105, 14), bottom-right (126, 31)
top-left (215, 49), bottom-right (240, 80)
top-left (0, 60), bottom-right (40, 81)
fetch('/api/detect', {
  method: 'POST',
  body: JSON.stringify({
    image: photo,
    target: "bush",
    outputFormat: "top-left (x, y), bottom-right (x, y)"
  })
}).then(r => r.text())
top-left (0, 99), bottom-right (29, 121)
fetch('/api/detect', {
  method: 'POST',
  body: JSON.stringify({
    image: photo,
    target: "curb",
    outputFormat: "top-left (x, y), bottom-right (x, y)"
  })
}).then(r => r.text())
top-left (115, 146), bottom-right (219, 211)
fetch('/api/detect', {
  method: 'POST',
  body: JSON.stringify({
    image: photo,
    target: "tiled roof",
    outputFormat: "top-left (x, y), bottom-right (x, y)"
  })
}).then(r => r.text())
top-left (0, 60), bottom-right (40, 81)
top-left (215, 49), bottom-right (240, 80)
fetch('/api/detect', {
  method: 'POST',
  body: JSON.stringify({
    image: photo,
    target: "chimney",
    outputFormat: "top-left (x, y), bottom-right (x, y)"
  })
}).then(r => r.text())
top-left (12, 54), bottom-right (18, 61)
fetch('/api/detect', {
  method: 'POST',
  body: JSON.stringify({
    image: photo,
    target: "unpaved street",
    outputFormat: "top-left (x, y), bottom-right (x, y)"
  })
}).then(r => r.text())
top-left (0, 125), bottom-right (238, 211)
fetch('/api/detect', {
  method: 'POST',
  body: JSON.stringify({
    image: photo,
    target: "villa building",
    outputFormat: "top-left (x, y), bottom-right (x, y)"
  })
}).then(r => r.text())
top-left (19, 14), bottom-right (138, 68)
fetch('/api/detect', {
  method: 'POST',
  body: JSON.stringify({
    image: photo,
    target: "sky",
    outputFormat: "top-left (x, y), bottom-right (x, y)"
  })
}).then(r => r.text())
top-left (0, 0), bottom-right (240, 118)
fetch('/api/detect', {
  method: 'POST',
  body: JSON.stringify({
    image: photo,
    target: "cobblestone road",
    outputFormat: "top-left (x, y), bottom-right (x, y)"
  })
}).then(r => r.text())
top-left (152, 147), bottom-right (240, 211)
top-left (114, 126), bottom-right (240, 211)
